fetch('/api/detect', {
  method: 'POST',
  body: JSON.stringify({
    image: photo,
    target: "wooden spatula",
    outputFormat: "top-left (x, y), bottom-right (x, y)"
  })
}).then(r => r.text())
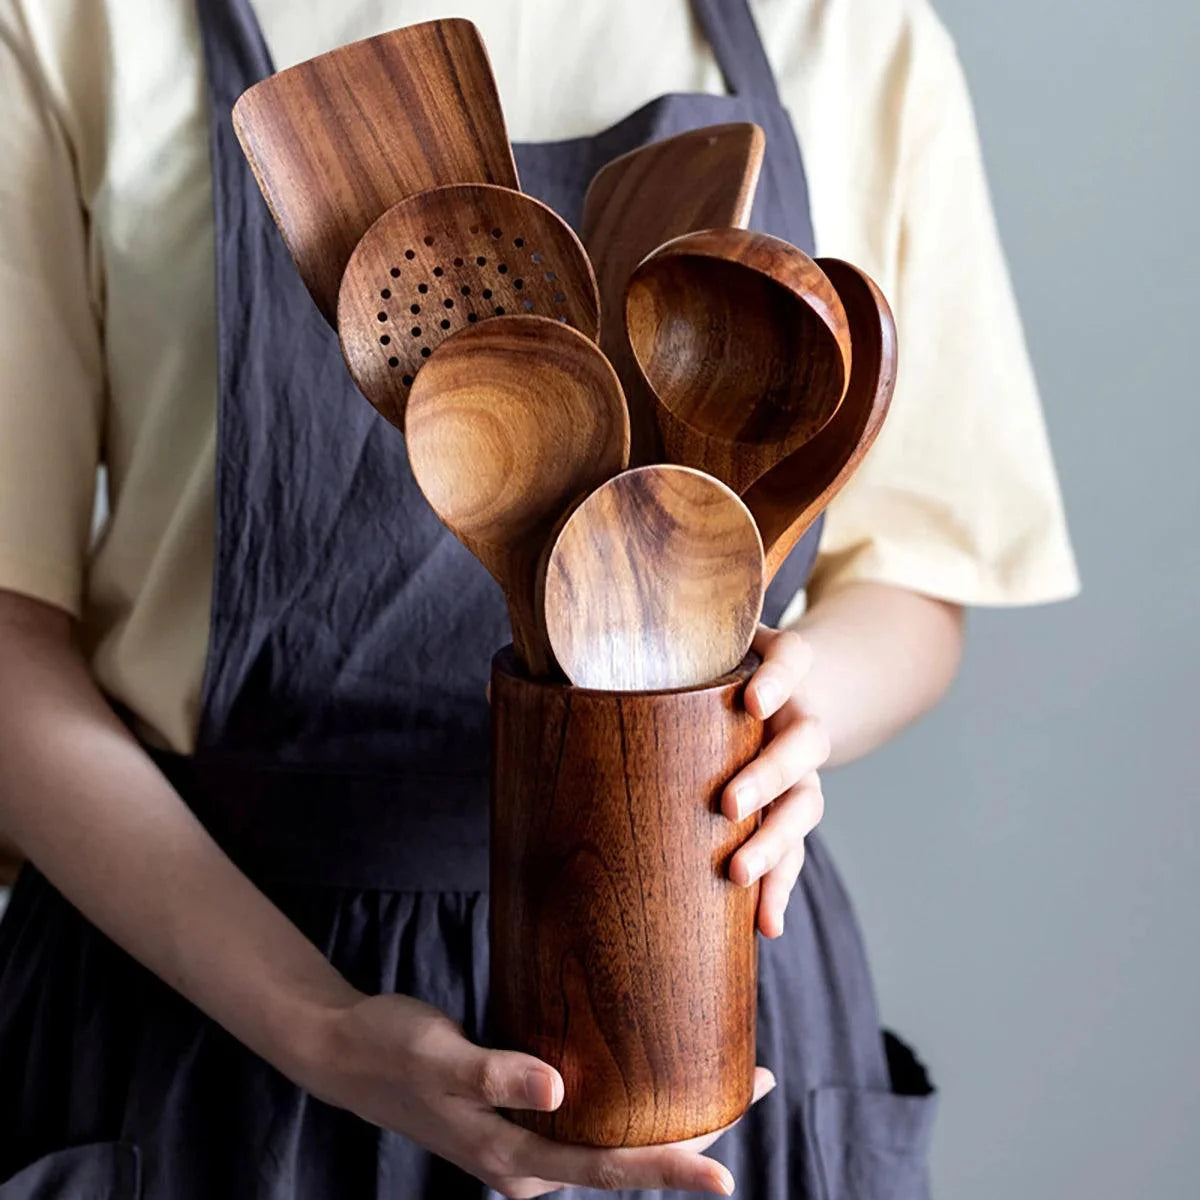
top-left (543, 465), bottom-right (764, 691)
top-left (233, 19), bottom-right (519, 323)
top-left (406, 316), bottom-right (629, 676)
top-left (581, 124), bottom-right (765, 464)
top-left (743, 259), bottom-right (898, 582)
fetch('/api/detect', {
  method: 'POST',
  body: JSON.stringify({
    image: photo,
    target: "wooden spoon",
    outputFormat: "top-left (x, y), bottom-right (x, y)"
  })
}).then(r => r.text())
top-left (743, 259), bottom-right (898, 581)
top-left (233, 19), bottom-right (519, 323)
top-left (543, 465), bottom-right (764, 691)
top-left (406, 316), bottom-right (630, 676)
top-left (339, 184), bottom-right (600, 427)
top-left (581, 124), bottom-right (765, 464)
top-left (626, 228), bottom-right (853, 495)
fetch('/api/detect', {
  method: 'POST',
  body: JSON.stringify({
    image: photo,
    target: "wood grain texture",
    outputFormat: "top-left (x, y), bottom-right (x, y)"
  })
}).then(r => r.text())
top-left (339, 184), bottom-right (600, 427)
top-left (232, 19), bottom-right (519, 323)
top-left (743, 259), bottom-right (898, 581)
top-left (490, 648), bottom-right (763, 1145)
top-left (406, 316), bottom-right (630, 676)
top-left (543, 465), bottom-right (764, 691)
top-left (581, 124), bottom-right (765, 465)
top-left (626, 228), bottom-right (852, 495)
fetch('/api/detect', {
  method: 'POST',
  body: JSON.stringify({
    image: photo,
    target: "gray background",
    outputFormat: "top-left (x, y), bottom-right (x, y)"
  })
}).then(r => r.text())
top-left (822, 0), bottom-right (1200, 1196)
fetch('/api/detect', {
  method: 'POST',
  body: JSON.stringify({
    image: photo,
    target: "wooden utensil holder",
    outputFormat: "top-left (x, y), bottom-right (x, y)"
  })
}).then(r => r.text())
top-left (489, 647), bottom-right (763, 1146)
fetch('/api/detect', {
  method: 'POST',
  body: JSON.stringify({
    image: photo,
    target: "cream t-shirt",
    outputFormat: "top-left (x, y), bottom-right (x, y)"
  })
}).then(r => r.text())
top-left (0, 0), bottom-right (1079, 753)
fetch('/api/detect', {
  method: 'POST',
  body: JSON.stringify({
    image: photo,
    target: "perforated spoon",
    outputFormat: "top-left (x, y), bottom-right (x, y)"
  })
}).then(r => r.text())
top-left (626, 228), bottom-right (852, 495)
top-left (406, 316), bottom-right (630, 676)
top-left (543, 465), bottom-right (764, 691)
top-left (743, 259), bottom-right (898, 581)
top-left (233, 19), bottom-right (519, 323)
top-left (582, 123), bottom-right (766, 463)
top-left (339, 184), bottom-right (601, 427)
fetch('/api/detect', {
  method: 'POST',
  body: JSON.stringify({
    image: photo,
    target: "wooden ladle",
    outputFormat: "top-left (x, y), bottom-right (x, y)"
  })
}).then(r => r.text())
top-left (743, 259), bottom-right (898, 581)
top-left (339, 184), bottom-right (601, 428)
top-left (581, 123), bottom-right (766, 464)
top-left (543, 465), bottom-right (764, 691)
top-left (406, 316), bottom-right (630, 676)
top-left (233, 19), bottom-right (519, 323)
top-left (626, 228), bottom-right (853, 495)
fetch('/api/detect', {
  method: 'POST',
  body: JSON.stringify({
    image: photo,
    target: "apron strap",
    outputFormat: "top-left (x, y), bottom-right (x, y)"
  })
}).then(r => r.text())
top-left (689, 0), bottom-right (782, 102)
top-left (195, 0), bottom-right (276, 105)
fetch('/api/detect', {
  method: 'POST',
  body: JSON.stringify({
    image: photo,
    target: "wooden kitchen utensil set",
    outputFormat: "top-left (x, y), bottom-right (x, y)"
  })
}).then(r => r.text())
top-left (234, 18), bottom-right (897, 1148)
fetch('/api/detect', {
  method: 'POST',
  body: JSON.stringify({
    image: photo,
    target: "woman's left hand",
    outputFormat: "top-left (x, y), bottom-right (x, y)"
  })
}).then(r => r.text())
top-left (723, 625), bottom-right (830, 939)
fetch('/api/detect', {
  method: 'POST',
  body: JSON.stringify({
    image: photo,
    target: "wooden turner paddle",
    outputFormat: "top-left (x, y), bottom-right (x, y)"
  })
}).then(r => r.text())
top-left (233, 19), bottom-right (519, 323)
top-left (743, 259), bottom-right (898, 582)
top-left (581, 123), bottom-right (766, 464)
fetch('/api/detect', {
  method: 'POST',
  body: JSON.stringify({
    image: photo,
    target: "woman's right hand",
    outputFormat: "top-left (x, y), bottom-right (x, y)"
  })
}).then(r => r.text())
top-left (300, 992), bottom-right (774, 1198)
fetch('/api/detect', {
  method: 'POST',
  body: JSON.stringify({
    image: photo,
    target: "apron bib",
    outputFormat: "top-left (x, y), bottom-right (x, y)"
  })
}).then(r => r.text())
top-left (0, 3), bottom-right (936, 1196)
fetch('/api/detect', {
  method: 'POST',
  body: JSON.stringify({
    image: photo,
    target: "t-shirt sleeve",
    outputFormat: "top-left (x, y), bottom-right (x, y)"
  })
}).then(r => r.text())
top-left (0, 6), bottom-right (104, 616)
top-left (808, 7), bottom-right (1080, 608)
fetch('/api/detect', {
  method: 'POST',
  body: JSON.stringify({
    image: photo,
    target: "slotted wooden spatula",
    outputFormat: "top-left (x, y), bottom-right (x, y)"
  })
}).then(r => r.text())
top-left (581, 123), bottom-right (765, 463)
top-left (233, 19), bottom-right (519, 323)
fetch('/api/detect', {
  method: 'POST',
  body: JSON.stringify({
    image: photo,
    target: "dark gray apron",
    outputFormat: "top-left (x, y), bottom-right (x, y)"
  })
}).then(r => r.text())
top-left (0, 1), bottom-right (936, 1196)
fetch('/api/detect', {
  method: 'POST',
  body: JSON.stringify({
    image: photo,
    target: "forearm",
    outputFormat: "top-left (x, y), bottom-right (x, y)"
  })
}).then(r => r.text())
top-left (793, 581), bottom-right (964, 767)
top-left (0, 591), bottom-right (355, 1080)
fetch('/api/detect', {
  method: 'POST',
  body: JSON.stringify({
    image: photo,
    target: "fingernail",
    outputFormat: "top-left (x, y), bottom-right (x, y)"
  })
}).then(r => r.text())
top-left (756, 1071), bottom-right (778, 1101)
top-left (524, 1068), bottom-right (556, 1110)
top-left (738, 851), bottom-right (763, 885)
top-left (713, 1165), bottom-right (736, 1196)
top-left (730, 780), bottom-right (758, 821)
top-left (754, 678), bottom-right (782, 712)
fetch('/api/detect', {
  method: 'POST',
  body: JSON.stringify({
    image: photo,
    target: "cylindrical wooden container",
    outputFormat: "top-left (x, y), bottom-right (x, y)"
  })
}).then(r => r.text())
top-left (489, 647), bottom-right (763, 1146)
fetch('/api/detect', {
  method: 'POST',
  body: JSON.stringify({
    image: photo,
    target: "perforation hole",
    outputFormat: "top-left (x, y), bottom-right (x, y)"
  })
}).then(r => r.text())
top-left (461, 286), bottom-right (472, 296)
top-left (545, 270), bottom-right (557, 282)
top-left (388, 356), bottom-right (400, 368)
top-left (491, 227), bottom-right (502, 238)
top-left (380, 288), bottom-right (392, 300)
top-left (514, 279), bottom-right (524, 290)
top-left (390, 267), bottom-right (401, 278)
top-left (402, 374), bottom-right (413, 386)
top-left (420, 347), bottom-right (432, 358)
top-left (411, 327), bottom-right (422, 337)
top-left (423, 235), bottom-right (434, 246)
top-left (443, 299), bottom-right (454, 309)
top-left (523, 299), bottom-right (534, 311)
top-left (531, 252), bottom-right (543, 264)
top-left (377, 312), bottom-right (388, 322)
top-left (494, 305), bottom-right (506, 315)
top-left (440, 318), bottom-right (451, 330)
top-left (482, 288), bottom-right (493, 300)
top-left (514, 237), bottom-right (525, 248)
top-left (433, 267), bottom-right (444, 278)
top-left (467, 312), bottom-right (478, 323)
top-left (498, 264), bottom-right (508, 275)
top-left (411, 304), bottom-right (421, 314)
top-left (454, 257), bottom-right (464, 267)
top-left (404, 250), bottom-right (415, 260)
top-left (553, 292), bottom-right (566, 305)
top-left (380, 335), bottom-right (391, 345)
top-left (476, 256), bottom-right (487, 266)
top-left (418, 283), bottom-right (429, 295)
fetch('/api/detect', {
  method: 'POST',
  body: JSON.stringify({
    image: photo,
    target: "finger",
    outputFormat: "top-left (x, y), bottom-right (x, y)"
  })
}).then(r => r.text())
top-left (723, 714), bottom-right (830, 820)
top-left (448, 1045), bottom-right (564, 1112)
top-left (746, 627), bottom-right (812, 720)
top-left (730, 774), bottom-right (824, 887)
top-left (507, 1069), bottom-right (778, 1195)
top-left (758, 842), bottom-right (807, 938)
top-left (668, 1067), bottom-right (778, 1153)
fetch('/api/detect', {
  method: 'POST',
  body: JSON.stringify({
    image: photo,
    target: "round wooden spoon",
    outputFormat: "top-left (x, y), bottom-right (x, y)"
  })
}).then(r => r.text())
top-left (626, 228), bottom-right (852, 495)
top-left (743, 259), bottom-right (898, 581)
top-left (405, 316), bottom-right (630, 677)
top-left (543, 465), bottom-right (764, 691)
top-left (339, 184), bottom-right (601, 428)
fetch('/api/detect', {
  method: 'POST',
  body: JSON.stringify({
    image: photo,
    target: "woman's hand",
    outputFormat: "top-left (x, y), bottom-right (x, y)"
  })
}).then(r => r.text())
top-left (723, 626), bottom-right (830, 938)
top-left (302, 992), bottom-right (776, 1198)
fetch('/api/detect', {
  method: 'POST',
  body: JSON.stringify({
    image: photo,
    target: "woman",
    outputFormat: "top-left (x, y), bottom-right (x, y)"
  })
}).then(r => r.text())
top-left (0, 0), bottom-right (1077, 1196)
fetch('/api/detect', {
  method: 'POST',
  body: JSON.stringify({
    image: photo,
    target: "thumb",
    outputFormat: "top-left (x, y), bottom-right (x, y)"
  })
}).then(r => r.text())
top-left (447, 1042), bottom-right (564, 1112)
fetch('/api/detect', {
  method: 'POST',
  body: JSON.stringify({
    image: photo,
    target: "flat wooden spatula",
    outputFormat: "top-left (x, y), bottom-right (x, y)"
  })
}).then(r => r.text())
top-left (233, 19), bottom-right (519, 323)
top-left (581, 123), bottom-right (765, 464)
